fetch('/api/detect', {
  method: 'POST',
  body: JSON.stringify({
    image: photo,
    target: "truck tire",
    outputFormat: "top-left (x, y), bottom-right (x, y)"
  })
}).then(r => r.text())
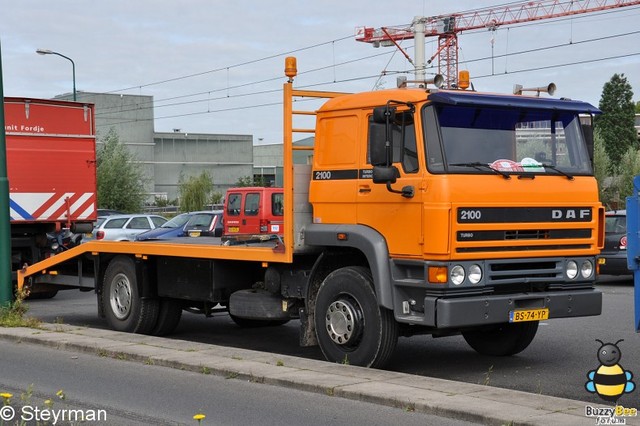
top-left (151, 298), bottom-right (183, 336)
top-left (314, 266), bottom-right (398, 368)
top-left (102, 256), bottom-right (159, 334)
top-left (462, 321), bottom-right (539, 356)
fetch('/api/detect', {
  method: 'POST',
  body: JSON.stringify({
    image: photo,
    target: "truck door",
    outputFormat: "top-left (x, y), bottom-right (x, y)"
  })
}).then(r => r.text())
top-left (356, 109), bottom-right (423, 257)
top-left (242, 191), bottom-right (261, 234)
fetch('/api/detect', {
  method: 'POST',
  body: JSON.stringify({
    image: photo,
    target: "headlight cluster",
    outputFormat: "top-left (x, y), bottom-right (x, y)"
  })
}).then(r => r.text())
top-left (566, 259), bottom-right (594, 279)
top-left (449, 264), bottom-right (483, 285)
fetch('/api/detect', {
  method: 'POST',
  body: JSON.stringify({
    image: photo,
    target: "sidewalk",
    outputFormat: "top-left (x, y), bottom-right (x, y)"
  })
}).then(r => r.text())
top-left (0, 324), bottom-right (631, 426)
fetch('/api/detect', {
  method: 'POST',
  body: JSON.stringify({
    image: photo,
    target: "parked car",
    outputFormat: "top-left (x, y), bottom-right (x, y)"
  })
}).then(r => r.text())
top-left (183, 210), bottom-right (223, 238)
top-left (135, 211), bottom-right (223, 240)
top-left (86, 214), bottom-right (168, 242)
top-left (597, 210), bottom-right (630, 276)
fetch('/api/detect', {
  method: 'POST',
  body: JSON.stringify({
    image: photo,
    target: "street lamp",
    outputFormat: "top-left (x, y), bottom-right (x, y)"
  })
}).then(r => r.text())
top-left (36, 48), bottom-right (76, 101)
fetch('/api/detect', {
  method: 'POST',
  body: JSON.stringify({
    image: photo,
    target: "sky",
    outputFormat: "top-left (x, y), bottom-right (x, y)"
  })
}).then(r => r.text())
top-left (1, 1), bottom-right (639, 144)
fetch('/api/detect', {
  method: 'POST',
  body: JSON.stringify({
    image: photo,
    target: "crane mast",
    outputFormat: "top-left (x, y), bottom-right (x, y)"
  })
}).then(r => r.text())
top-left (356, 0), bottom-right (640, 88)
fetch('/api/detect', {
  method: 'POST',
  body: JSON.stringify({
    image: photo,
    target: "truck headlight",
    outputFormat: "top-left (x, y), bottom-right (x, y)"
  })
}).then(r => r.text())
top-left (566, 260), bottom-right (578, 279)
top-left (450, 265), bottom-right (465, 285)
top-left (468, 264), bottom-right (482, 284)
top-left (580, 260), bottom-right (594, 279)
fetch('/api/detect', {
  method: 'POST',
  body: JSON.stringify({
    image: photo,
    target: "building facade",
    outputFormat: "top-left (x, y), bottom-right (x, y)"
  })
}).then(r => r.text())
top-left (56, 92), bottom-right (253, 203)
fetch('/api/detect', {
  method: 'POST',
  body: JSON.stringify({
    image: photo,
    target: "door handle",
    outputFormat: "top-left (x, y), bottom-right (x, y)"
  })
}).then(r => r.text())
top-left (359, 185), bottom-right (371, 194)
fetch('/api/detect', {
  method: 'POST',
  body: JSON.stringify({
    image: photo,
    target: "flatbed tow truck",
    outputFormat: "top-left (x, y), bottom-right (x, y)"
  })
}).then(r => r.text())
top-left (17, 58), bottom-right (604, 367)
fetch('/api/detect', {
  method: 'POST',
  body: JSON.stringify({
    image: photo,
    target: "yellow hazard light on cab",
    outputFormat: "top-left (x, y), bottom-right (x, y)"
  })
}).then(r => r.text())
top-left (428, 266), bottom-right (448, 284)
top-left (458, 70), bottom-right (470, 90)
top-left (285, 56), bottom-right (297, 80)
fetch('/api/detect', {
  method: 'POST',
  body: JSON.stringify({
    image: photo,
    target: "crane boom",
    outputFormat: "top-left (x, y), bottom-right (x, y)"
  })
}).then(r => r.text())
top-left (356, 0), bottom-right (640, 87)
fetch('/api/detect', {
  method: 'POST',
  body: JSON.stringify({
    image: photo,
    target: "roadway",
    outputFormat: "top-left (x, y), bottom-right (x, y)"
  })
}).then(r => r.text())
top-left (0, 343), bottom-right (474, 426)
top-left (22, 275), bottom-right (639, 407)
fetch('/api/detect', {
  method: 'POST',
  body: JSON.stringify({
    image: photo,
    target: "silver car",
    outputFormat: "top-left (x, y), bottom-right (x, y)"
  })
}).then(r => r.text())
top-left (86, 214), bottom-right (168, 242)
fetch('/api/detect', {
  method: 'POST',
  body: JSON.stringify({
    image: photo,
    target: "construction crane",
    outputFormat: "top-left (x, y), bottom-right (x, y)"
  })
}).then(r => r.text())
top-left (356, 0), bottom-right (640, 88)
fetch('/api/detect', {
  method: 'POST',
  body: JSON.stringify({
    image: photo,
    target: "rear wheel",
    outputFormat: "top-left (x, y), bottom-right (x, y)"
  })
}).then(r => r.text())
top-left (314, 266), bottom-right (398, 368)
top-left (462, 321), bottom-right (539, 356)
top-left (102, 256), bottom-right (158, 334)
top-left (151, 298), bottom-right (183, 336)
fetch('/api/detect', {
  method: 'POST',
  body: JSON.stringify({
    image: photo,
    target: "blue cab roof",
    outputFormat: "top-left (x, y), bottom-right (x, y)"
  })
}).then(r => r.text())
top-left (428, 91), bottom-right (601, 114)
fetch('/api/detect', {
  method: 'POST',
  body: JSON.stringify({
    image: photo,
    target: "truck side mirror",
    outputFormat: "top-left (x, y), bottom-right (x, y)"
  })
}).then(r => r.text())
top-left (370, 106), bottom-right (397, 167)
top-left (372, 165), bottom-right (398, 184)
top-left (369, 122), bottom-right (387, 166)
top-left (373, 106), bottom-right (395, 124)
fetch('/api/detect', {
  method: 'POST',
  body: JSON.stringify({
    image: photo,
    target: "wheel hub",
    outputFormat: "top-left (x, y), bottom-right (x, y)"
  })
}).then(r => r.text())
top-left (325, 299), bottom-right (361, 345)
top-left (110, 273), bottom-right (132, 320)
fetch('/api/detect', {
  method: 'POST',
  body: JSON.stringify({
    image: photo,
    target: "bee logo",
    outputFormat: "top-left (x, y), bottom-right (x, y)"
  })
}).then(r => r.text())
top-left (585, 339), bottom-right (635, 402)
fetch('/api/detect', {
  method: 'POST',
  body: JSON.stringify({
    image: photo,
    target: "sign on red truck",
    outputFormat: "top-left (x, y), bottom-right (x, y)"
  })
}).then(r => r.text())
top-left (4, 97), bottom-right (97, 225)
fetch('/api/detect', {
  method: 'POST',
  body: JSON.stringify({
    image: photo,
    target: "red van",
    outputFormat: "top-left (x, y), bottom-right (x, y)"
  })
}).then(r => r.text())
top-left (223, 187), bottom-right (284, 238)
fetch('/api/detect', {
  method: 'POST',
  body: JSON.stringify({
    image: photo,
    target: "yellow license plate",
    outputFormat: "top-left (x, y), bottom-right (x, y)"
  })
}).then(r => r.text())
top-left (228, 227), bottom-right (239, 233)
top-left (509, 308), bottom-right (549, 323)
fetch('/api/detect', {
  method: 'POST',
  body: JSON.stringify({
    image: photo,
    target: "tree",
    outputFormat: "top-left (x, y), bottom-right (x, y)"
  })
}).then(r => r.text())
top-left (613, 146), bottom-right (640, 207)
top-left (595, 73), bottom-right (637, 167)
top-left (234, 175), bottom-right (266, 187)
top-left (179, 171), bottom-right (214, 212)
top-left (592, 132), bottom-right (613, 207)
top-left (96, 128), bottom-right (147, 212)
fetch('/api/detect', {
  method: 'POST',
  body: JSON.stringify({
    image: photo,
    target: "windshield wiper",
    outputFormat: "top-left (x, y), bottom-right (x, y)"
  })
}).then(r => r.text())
top-left (539, 164), bottom-right (574, 180)
top-left (449, 162), bottom-right (511, 180)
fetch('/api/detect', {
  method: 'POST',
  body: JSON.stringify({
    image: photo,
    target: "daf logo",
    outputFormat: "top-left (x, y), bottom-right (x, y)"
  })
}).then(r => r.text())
top-left (551, 209), bottom-right (591, 220)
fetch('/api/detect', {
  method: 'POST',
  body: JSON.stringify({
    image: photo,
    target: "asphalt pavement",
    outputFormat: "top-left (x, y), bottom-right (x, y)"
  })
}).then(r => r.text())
top-left (0, 323), bottom-right (635, 426)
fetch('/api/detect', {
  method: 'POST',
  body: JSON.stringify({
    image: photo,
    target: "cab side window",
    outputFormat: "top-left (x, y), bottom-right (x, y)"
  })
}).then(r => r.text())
top-left (367, 111), bottom-right (418, 173)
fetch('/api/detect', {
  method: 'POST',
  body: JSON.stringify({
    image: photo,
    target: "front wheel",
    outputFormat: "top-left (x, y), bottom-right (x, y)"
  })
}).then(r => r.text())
top-left (462, 321), bottom-right (539, 356)
top-left (314, 266), bottom-right (398, 368)
top-left (102, 256), bottom-right (159, 334)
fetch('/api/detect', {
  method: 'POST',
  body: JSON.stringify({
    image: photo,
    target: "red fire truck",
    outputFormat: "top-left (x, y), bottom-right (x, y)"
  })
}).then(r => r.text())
top-left (6, 97), bottom-right (96, 296)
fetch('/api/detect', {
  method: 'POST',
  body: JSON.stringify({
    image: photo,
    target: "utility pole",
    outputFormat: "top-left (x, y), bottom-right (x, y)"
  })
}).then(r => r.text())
top-left (0, 40), bottom-right (13, 305)
top-left (413, 16), bottom-right (426, 83)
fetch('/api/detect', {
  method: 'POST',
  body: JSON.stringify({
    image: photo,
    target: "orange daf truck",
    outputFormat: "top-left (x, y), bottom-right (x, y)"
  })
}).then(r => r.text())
top-left (17, 57), bottom-right (603, 368)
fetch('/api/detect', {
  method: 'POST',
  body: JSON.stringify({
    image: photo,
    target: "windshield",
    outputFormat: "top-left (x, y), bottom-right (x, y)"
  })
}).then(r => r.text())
top-left (161, 213), bottom-right (191, 228)
top-left (423, 104), bottom-right (592, 176)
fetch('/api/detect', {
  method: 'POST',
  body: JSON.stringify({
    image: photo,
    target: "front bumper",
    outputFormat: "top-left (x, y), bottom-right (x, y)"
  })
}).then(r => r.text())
top-left (419, 288), bottom-right (602, 328)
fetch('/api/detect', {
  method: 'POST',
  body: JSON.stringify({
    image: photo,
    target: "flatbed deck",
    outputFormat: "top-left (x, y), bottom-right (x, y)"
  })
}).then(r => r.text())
top-left (17, 237), bottom-right (289, 290)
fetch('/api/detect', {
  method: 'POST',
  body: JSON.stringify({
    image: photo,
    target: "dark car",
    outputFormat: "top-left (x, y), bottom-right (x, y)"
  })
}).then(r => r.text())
top-left (135, 210), bottom-right (223, 241)
top-left (183, 210), bottom-right (223, 238)
top-left (597, 210), bottom-right (630, 276)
